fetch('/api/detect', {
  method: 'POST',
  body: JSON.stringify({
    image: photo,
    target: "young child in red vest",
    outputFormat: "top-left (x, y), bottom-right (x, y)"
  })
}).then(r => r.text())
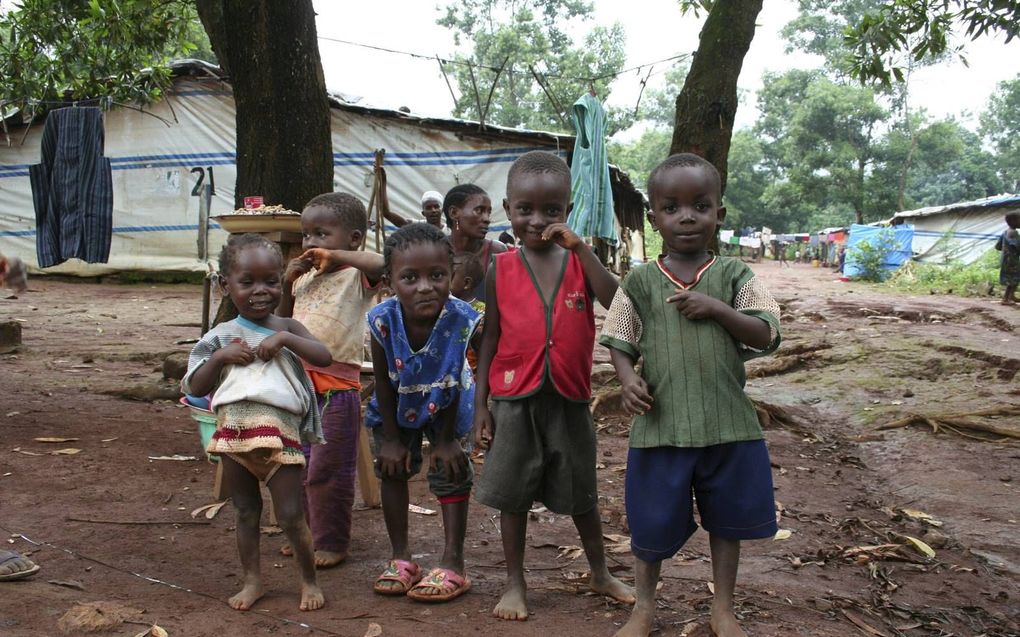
top-left (473, 150), bottom-right (636, 621)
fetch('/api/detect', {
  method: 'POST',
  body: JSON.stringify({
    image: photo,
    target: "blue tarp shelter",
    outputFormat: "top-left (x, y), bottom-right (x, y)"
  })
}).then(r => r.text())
top-left (844, 223), bottom-right (914, 278)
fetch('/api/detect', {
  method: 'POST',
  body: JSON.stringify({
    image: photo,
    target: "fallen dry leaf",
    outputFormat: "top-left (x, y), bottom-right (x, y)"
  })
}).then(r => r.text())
top-left (774, 529), bottom-right (792, 540)
top-left (5, 411), bottom-right (21, 417)
top-left (408, 504), bottom-right (436, 516)
top-left (901, 535), bottom-right (936, 559)
top-left (707, 581), bottom-right (715, 594)
top-left (101, 437), bottom-right (118, 443)
top-left (901, 508), bottom-right (943, 527)
top-left (363, 622), bottom-right (383, 637)
top-left (34, 437), bottom-right (79, 443)
top-left (558, 545), bottom-right (584, 561)
top-left (50, 448), bottom-right (82, 455)
top-left (190, 501), bottom-right (228, 520)
top-left (47, 579), bottom-right (85, 591)
top-left (11, 448), bottom-right (43, 456)
top-left (133, 625), bottom-right (169, 637)
top-left (147, 455), bottom-right (197, 461)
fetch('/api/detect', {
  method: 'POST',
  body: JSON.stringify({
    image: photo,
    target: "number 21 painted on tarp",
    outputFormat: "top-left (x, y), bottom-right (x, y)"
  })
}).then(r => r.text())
top-left (190, 167), bottom-right (216, 196)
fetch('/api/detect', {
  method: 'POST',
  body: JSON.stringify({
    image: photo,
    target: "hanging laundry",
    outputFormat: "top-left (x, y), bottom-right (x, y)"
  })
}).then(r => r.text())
top-left (567, 93), bottom-right (618, 245)
top-left (29, 107), bottom-right (113, 267)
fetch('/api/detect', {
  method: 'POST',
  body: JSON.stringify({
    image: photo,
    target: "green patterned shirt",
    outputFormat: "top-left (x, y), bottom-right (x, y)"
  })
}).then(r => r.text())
top-left (599, 256), bottom-right (781, 448)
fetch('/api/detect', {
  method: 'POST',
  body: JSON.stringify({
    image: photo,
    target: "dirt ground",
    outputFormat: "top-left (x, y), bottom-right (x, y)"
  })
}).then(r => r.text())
top-left (0, 261), bottom-right (1017, 637)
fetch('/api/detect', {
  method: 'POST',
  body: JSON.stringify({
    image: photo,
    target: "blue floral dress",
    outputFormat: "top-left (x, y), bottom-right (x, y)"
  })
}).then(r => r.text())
top-left (365, 297), bottom-right (480, 436)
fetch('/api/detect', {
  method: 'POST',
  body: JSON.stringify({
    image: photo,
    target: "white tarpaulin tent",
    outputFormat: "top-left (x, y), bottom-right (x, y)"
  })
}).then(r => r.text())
top-left (891, 194), bottom-right (1018, 265)
top-left (0, 61), bottom-right (576, 275)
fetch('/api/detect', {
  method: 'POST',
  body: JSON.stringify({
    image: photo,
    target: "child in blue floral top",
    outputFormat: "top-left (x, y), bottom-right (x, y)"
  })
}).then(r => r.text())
top-left (366, 223), bottom-right (480, 603)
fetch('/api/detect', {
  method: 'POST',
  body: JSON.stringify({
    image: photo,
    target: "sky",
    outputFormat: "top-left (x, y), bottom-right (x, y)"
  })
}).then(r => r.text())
top-left (312, 0), bottom-right (1020, 136)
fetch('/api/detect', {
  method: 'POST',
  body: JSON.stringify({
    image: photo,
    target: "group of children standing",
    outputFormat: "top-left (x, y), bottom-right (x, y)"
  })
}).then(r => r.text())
top-left (183, 150), bottom-right (783, 637)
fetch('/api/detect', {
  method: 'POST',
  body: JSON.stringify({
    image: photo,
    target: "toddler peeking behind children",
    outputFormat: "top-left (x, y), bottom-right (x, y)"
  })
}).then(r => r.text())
top-left (278, 192), bottom-right (383, 569)
top-left (473, 150), bottom-right (635, 621)
top-left (366, 223), bottom-right (480, 602)
top-left (182, 233), bottom-right (331, 612)
top-left (600, 153), bottom-right (782, 637)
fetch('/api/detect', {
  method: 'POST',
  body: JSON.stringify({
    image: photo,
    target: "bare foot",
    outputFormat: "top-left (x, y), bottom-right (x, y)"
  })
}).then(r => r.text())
top-left (710, 606), bottom-right (747, 637)
top-left (228, 582), bottom-right (264, 611)
top-left (614, 606), bottom-right (654, 636)
top-left (300, 582), bottom-right (325, 611)
top-left (493, 581), bottom-right (529, 621)
top-left (279, 544), bottom-right (293, 557)
top-left (314, 550), bottom-right (346, 568)
top-left (591, 573), bottom-right (636, 605)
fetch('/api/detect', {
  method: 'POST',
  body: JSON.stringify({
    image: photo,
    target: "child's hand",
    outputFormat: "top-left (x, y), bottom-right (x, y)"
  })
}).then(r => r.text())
top-left (667, 290), bottom-right (724, 320)
top-left (542, 223), bottom-right (582, 251)
top-left (429, 438), bottom-right (468, 482)
top-left (473, 406), bottom-right (494, 450)
top-left (255, 332), bottom-right (290, 360)
top-left (377, 438), bottom-right (411, 478)
top-left (620, 376), bottom-right (653, 416)
top-left (299, 248), bottom-right (344, 275)
top-left (216, 339), bottom-right (255, 366)
top-left (285, 256), bottom-right (313, 283)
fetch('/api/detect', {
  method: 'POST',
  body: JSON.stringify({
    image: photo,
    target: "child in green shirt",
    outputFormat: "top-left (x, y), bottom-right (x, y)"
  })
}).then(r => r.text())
top-left (600, 153), bottom-right (781, 637)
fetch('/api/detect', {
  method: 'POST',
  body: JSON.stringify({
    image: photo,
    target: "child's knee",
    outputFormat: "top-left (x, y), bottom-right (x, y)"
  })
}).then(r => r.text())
top-left (274, 500), bottom-right (306, 531)
top-left (234, 500), bottom-right (263, 526)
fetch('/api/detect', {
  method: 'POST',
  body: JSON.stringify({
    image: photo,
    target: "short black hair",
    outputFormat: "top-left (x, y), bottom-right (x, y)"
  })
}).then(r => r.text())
top-left (506, 150), bottom-right (571, 197)
top-left (304, 192), bottom-right (368, 234)
top-left (1006, 210), bottom-right (1020, 225)
top-left (442, 184), bottom-right (488, 228)
top-left (454, 251), bottom-right (484, 285)
top-left (647, 153), bottom-right (722, 201)
top-left (217, 233), bottom-right (283, 276)
top-left (383, 222), bottom-right (452, 275)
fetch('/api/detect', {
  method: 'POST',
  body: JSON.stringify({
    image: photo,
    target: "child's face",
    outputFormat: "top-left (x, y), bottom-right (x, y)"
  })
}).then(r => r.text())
top-left (504, 173), bottom-right (571, 250)
top-left (422, 201), bottom-right (444, 228)
top-left (301, 205), bottom-right (362, 252)
top-left (222, 247), bottom-right (283, 322)
top-left (648, 166), bottom-right (726, 257)
top-left (387, 242), bottom-right (452, 323)
top-left (449, 194), bottom-right (492, 239)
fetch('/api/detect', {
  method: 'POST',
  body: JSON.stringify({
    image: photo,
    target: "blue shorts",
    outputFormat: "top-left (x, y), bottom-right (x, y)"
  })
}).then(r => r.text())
top-left (626, 440), bottom-right (778, 562)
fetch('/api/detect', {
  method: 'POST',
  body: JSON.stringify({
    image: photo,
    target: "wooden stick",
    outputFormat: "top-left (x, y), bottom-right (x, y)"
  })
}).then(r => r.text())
top-left (66, 517), bottom-right (211, 526)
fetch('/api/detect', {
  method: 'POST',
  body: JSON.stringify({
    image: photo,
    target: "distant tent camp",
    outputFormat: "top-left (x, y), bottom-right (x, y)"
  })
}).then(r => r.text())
top-left (890, 194), bottom-right (1018, 265)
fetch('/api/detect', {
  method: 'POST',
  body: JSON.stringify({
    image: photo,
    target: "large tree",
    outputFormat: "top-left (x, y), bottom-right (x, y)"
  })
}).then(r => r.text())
top-left (0, 0), bottom-right (205, 106)
top-left (436, 0), bottom-right (627, 133)
top-left (980, 74), bottom-right (1020, 192)
top-left (669, 0), bottom-right (764, 194)
top-left (845, 1), bottom-right (1020, 86)
top-left (195, 0), bottom-right (332, 211)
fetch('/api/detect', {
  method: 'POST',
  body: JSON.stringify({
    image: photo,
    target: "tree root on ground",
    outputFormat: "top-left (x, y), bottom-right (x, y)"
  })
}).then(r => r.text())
top-left (878, 405), bottom-right (1020, 442)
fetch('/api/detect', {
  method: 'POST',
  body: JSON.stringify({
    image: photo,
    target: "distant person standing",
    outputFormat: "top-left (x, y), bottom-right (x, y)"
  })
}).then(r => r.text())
top-left (996, 211), bottom-right (1020, 305)
top-left (778, 242), bottom-right (790, 268)
top-left (374, 161), bottom-right (446, 231)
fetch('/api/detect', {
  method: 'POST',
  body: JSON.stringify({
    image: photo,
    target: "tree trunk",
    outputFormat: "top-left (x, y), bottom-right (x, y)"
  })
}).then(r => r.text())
top-left (669, 0), bottom-right (763, 196)
top-left (195, 0), bottom-right (333, 211)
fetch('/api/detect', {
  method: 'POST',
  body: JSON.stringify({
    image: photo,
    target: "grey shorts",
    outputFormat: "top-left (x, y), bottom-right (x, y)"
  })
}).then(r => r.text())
top-left (370, 425), bottom-right (473, 498)
top-left (475, 391), bottom-right (598, 515)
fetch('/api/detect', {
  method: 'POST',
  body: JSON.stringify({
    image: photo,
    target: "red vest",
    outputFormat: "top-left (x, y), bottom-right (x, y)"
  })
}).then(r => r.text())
top-left (490, 249), bottom-right (594, 401)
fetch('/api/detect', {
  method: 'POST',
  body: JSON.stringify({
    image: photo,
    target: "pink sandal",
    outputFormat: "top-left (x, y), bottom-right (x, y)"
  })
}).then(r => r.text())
top-left (373, 559), bottom-right (422, 596)
top-left (406, 567), bottom-right (471, 603)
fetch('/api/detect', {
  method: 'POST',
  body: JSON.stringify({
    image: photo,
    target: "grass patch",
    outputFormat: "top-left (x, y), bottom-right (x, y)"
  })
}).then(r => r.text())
top-left (885, 249), bottom-right (999, 297)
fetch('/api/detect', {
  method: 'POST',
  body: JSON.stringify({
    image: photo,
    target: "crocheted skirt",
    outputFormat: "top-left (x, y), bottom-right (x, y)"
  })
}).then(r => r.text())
top-left (209, 400), bottom-right (305, 466)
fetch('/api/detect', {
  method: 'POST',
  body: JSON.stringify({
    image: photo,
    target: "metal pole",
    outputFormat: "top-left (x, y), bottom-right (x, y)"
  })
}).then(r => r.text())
top-left (199, 184), bottom-right (212, 335)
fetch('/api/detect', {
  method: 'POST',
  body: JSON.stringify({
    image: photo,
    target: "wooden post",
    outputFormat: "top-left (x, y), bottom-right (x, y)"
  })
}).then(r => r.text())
top-left (357, 378), bottom-right (381, 508)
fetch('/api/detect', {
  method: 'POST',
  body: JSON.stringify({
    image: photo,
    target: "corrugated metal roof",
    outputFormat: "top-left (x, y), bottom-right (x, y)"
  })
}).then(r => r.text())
top-left (892, 194), bottom-right (1020, 219)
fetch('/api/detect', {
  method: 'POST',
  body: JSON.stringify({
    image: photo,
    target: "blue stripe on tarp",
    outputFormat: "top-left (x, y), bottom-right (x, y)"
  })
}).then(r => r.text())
top-left (2, 221), bottom-right (515, 237)
top-left (1, 146), bottom-right (565, 178)
top-left (0, 222), bottom-right (223, 238)
top-left (911, 229), bottom-right (1000, 240)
